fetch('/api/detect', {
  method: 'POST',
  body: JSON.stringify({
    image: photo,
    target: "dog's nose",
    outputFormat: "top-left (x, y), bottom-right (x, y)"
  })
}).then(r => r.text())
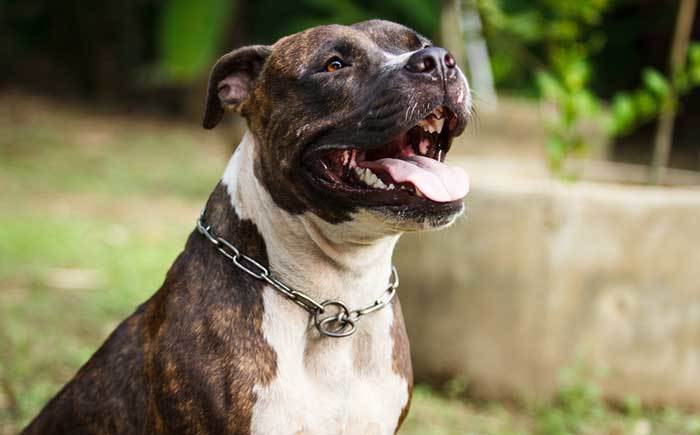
top-left (404, 47), bottom-right (456, 77)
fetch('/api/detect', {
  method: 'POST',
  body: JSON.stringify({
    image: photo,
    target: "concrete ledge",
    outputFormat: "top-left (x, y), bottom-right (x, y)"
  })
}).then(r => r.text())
top-left (396, 157), bottom-right (700, 408)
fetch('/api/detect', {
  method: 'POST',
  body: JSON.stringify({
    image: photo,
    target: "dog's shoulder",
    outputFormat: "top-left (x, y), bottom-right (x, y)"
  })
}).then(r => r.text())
top-left (139, 183), bottom-right (278, 433)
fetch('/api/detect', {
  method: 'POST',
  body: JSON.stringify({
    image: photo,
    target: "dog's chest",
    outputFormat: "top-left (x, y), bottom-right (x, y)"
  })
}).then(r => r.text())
top-left (250, 287), bottom-right (409, 435)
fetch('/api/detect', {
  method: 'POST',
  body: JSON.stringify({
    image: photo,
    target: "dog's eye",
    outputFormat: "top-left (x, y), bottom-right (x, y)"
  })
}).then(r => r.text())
top-left (325, 57), bottom-right (346, 72)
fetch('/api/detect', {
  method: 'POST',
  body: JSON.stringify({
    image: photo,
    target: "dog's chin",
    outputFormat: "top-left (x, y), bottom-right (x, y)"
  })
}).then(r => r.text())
top-left (365, 200), bottom-right (465, 233)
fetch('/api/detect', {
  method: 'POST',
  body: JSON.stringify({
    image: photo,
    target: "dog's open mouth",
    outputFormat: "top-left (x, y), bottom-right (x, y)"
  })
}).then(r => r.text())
top-left (306, 106), bottom-right (469, 204)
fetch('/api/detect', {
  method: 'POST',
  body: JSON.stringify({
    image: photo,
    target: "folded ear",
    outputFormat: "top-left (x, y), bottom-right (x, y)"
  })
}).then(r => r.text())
top-left (202, 45), bottom-right (272, 129)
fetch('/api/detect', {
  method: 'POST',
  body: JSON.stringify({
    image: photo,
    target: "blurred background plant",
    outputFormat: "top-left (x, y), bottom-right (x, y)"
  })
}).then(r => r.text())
top-left (478, 0), bottom-right (700, 175)
top-left (3, 0), bottom-right (698, 177)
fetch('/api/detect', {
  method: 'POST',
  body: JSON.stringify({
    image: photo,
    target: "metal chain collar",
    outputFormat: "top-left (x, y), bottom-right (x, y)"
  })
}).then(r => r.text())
top-left (196, 209), bottom-right (399, 338)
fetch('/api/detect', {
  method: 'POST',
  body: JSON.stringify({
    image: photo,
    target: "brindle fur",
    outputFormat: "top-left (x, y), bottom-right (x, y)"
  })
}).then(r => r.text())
top-left (23, 19), bottom-right (468, 435)
top-left (205, 20), bottom-right (469, 224)
top-left (23, 184), bottom-right (277, 434)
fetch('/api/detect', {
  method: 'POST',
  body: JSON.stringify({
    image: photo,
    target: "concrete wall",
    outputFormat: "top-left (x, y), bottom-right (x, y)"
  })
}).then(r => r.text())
top-left (396, 158), bottom-right (700, 408)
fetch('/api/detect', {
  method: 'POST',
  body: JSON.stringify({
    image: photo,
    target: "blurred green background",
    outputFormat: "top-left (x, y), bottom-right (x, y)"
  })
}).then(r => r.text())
top-left (4, 0), bottom-right (700, 172)
top-left (2, 0), bottom-right (700, 434)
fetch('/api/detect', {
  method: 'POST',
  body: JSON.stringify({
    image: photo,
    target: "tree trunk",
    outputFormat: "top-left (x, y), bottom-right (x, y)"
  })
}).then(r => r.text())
top-left (650, 0), bottom-right (697, 184)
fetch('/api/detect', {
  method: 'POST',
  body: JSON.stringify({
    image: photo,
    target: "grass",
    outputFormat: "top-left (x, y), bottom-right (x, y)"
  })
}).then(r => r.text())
top-left (1, 94), bottom-right (699, 434)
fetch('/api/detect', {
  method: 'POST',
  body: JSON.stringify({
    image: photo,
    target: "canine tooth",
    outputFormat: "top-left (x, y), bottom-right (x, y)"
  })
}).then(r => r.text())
top-left (435, 118), bottom-right (445, 133)
top-left (388, 183), bottom-right (395, 190)
top-left (416, 188), bottom-right (425, 198)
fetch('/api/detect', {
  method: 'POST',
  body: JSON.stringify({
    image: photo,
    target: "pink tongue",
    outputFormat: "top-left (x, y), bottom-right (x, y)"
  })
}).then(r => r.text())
top-left (360, 156), bottom-right (470, 202)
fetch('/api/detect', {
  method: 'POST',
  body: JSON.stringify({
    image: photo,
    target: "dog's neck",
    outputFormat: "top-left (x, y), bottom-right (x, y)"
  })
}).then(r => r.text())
top-left (220, 131), bottom-right (400, 307)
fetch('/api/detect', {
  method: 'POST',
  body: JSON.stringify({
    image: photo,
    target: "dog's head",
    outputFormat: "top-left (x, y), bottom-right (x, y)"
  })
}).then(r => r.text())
top-left (204, 20), bottom-right (471, 232)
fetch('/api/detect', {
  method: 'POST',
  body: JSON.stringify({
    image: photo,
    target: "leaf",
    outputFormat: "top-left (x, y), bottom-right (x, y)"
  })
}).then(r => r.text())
top-left (642, 68), bottom-right (671, 98)
top-left (675, 70), bottom-right (690, 93)
top-left (691, 68), bottom-right (700, 86)
top-left (158, 0), bottom-right (236, 83)
top-left (504, 11), bottom-right (544, 42)
top-left (536, 70), bottom-right (564, 101)
top-left (559, 55), bottom-right (590, 91)
top-left (633, 91), bottom-right (657, 119)
top-left (572, 89), bottom-right (600, 116)
top-left (610, 93), bottom-right (635, 135)
top-left (688, 43), bottom-right (700, 65)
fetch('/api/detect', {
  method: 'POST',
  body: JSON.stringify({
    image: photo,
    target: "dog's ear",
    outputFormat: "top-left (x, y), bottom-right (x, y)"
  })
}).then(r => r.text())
top-left (203, 45), bottom-right (272, 129)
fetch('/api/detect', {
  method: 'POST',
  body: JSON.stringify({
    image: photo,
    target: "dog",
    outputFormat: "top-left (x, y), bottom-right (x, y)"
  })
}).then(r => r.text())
top-left (22, 19), bottom-right (471, 435)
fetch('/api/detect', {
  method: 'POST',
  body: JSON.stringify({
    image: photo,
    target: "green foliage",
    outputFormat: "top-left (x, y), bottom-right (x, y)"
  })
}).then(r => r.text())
top-left (478, 0), bottom-right (613, 170)
top-left (444, 376), bottom-right (470, 400)
top-left (478, 0), bottom-right (610, 93)
top-left (480, 0), bottom-right (700, 171)
top-left (603, 42), bottom-right (700, 137)
top-left (606, 69), bottom-right (669, 136)
top-left (538, 50), bottom-right (700, 171)
top-left (532, 364), bottom-right (700, 435)
top-left (156, 0), bottom-right (443, 84)
top-left (535, 366), bottom-right (606, 435)
top-left (536, 65), bottom-right (603, 171)
top-left (158, 0), bottom-right (236, 82)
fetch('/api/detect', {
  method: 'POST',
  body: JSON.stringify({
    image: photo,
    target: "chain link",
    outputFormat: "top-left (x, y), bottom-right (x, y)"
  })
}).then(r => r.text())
top-left (196, 208), bottom-right (398, 338)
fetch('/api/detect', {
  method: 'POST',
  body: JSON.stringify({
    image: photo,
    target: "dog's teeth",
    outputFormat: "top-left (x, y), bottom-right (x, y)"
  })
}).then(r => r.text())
top-left (370, 176), bottom-right (387, 189)
top-left (419, 119), bottom-right (440, 134)
top-left (388, 183), bottom-right (395, 190)
top-left (360, 169), bottom-right (370, 184)
top-left (355, 167), bottom-right (372, 186)
top-left (354, 167), bottom-right (392, 190)
top-left (418, 119), bottom-right (429, 132)
top-left (365, 170), bottom-right (379, 185)
top-left (435, 118), bottom-right (444, 134)
top-left (416, 188), bottom-right (425, 198)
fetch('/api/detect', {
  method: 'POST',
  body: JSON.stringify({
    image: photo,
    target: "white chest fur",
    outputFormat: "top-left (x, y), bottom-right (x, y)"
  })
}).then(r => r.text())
top-left (223, 133), bottom-right (410, 434)
top-left (251, 286), bottom-right (409, 435)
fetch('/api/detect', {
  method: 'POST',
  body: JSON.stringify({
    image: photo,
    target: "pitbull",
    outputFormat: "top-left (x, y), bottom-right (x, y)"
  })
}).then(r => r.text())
top-left (22, 19), bottom-right (471, 435)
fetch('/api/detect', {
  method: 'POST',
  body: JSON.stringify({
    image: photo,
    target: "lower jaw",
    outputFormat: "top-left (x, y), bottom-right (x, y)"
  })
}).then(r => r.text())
top-left (370, 201), bottom-right (465, 230)
top-left (307, 172), bottom-right (464, 213)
